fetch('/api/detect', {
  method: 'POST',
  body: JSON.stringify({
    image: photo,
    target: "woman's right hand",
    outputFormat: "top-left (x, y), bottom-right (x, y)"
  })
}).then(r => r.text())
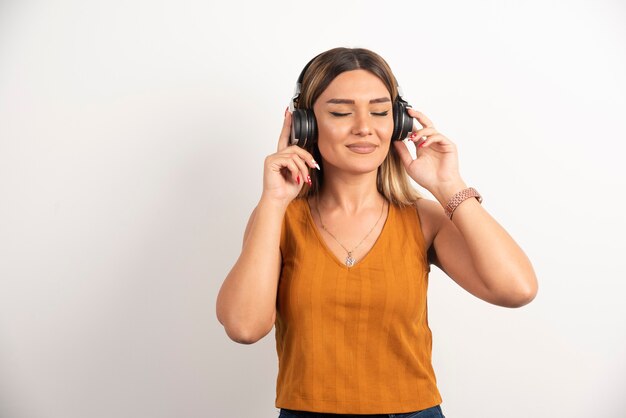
top-left (261, 108), bottom-right (319, 206)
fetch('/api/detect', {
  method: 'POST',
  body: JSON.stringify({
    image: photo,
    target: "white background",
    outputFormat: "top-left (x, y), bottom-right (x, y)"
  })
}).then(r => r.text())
top-left (1, 1), bottom-right (625, 417)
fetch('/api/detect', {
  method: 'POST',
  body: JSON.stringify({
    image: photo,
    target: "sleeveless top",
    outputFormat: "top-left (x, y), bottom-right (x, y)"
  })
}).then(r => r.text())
top-left (274, 197), bottom-right (442, 414)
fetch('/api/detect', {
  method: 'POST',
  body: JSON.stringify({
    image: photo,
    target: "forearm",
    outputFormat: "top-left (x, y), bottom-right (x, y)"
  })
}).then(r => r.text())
top-left (432, 180), bottom-right (538, 301)
top-left (216, 196), bottom-right (287, 342)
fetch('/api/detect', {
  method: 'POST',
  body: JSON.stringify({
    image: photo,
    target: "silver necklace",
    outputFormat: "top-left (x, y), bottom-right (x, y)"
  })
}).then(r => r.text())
top-left (314, 194), bottom-right (386, 267)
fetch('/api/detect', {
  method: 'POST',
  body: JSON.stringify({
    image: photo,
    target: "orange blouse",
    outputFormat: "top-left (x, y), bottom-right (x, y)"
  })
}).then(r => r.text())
top-left (275, 197), bottom-right (442, 414)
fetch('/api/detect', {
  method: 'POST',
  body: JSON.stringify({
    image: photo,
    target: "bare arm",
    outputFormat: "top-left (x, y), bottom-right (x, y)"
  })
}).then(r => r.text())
top-left (215, 197), bottom-right (285, 344)
top-left (430, 180), bottom-right (538, 308)
top-left (395, 108), bottom-right (538, 308)
top-left (215, 109), bottom-right (318, 344)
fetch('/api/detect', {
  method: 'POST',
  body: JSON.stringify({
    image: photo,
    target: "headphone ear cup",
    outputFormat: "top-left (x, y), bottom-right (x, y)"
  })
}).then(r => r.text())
top-left (392, 100), bottom-right (414, 141)
top-left (290, 108), bottom-right (317, 147)
top-left (392, 100), bottom-right (402, 141)
top-left (306, 109), bottom-right (317, 144)
top-left (291, 109), bottom-right (307, 147)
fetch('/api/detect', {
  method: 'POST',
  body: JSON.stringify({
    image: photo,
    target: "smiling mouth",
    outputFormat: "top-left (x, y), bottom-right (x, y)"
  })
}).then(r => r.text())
top-left (346, 142), bottom-right (378, 154)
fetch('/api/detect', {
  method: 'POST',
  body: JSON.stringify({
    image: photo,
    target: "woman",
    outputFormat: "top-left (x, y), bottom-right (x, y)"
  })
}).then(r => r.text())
top-left (216, 47), bottom-right (538, 417)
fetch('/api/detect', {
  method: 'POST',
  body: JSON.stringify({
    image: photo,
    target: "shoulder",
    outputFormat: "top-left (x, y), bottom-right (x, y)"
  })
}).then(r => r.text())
top-left (285, 197), bottom-right (307, 216)
top-left (413, 197), bottom-right (447, 250)
top-left (282, 197), bottom-right (310, 230)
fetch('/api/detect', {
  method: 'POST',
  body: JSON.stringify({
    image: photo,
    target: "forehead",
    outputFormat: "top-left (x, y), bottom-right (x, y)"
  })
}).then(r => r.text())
top-left (317, 69), bottom-right (390, 101)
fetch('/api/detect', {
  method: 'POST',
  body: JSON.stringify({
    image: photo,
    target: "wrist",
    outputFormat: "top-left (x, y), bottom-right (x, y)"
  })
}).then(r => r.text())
top-left (259, 193), bottom-right (293, 212)
top-left (437, 184), bottom-right (483, 220)
top-left (432, 179), bottom-right (468, 207)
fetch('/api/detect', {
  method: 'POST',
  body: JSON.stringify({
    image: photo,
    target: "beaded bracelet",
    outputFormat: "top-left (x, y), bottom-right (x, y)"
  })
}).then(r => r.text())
top-left (444, 187), bottom-right (483, 220)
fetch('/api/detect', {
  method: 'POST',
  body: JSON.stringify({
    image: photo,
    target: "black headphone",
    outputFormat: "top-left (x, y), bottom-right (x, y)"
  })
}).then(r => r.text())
top-left (289, 54), bottom-right (415, 147)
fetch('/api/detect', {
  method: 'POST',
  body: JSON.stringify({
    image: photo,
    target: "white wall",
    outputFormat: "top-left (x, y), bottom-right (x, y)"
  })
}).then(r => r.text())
top-left (1, 1), bottom-right (625, 417)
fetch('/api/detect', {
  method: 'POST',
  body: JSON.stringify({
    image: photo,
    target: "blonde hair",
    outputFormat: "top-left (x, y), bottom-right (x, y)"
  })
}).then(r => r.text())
top-left (294, 47), bottom-right (422, 207)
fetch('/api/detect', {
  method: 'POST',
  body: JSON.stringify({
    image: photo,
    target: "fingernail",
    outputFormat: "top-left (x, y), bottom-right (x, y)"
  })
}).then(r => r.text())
top-left (312, 159), bottom-right (321, 170)
top-left (296, 176), bottom-right (300, 185)
top-left (307, 175), bottom-right (311, 186)
top-left (418, 140), bottom-right (426, 148)
top-left (285, 107), bottom-right (289, 117)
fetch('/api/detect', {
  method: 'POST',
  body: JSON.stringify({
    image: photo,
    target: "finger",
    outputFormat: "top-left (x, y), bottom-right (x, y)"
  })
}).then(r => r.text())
top-left (393, 140), bottom-right (414, 168)
top-left (280, 145), bottom-right (320, 171)
top-left (406, 108), bottom-right (434, 129)
top-left (268, 154), bottom-right (302, 184)
top-left (283, 157), bottom-right (302, 184)
top-left (290, 153), bottom-right (311, 186)
top-left (408, 127), bottom-right (438, 142)
top-left (418, 134), bottom-right (454, 149)
top-left (277, 107), bottom-right (292, 152)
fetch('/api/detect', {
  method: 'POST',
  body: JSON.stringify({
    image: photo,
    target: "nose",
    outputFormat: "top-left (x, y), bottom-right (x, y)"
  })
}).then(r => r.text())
top-left (351, 111), bottom-right (372, 136)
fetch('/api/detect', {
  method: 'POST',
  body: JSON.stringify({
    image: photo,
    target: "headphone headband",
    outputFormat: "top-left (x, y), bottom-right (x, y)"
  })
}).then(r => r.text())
top-left (291, 53), bottom-right (408, 109)
top-left (290, 53), bottom-right (323, 111)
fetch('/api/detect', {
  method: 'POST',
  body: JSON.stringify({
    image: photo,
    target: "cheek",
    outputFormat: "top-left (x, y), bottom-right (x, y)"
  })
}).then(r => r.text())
top-left (315, 118), bottom-right (350, 157)
top-left (378, 117), bottom-right (394, 140)
top-left (317, 116), bottom-right (349, 139)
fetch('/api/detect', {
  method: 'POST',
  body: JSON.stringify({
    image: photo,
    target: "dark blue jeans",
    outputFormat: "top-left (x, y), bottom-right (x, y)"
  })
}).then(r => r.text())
top-left (278, 404), bottom-right (446, 418)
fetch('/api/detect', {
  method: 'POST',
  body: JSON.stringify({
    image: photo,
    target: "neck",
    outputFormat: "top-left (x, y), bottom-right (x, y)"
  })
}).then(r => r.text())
top-left (316, 166), bottom-right (384, 215)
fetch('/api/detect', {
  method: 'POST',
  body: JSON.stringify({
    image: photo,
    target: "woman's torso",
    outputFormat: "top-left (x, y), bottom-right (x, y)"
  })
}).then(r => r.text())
top-left (274, 197), bottom-right (442, 414)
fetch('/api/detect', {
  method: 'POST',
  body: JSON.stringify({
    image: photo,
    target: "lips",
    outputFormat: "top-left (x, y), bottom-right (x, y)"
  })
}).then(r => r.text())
top-left (346, 142), bottom-right (378, 154)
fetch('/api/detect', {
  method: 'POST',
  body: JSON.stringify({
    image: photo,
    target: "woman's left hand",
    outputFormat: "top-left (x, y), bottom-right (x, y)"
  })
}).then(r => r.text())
top-left (392, 108), bottom-right (463, 194)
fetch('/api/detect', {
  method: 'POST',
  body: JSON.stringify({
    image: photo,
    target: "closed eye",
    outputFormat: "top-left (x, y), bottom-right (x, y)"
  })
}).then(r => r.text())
top-left (330, 111), bottom-right (390, 117)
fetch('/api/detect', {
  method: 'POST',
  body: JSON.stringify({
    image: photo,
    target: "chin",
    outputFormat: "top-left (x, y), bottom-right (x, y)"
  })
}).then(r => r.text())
top-left (341, 155), bottom-right (386, 175)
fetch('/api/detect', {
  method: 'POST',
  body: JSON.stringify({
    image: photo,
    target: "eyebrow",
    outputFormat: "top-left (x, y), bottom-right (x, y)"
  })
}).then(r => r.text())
top-left (326, 97), bottom-right (391, 104)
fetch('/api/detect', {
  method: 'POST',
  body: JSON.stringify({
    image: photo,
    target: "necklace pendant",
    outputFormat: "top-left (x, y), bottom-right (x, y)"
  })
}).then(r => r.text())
top-left (345, 253), bottom-right (355, 267)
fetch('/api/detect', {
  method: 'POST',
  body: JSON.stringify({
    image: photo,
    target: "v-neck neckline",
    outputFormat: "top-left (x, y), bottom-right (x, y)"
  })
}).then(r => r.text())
top-left (303, 197), bottom-right (393, 270)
